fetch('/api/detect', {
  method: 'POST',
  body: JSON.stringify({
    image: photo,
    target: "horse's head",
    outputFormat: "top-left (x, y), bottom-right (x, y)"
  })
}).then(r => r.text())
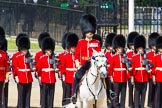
top-left (92, 49), bottom-right (107, 78)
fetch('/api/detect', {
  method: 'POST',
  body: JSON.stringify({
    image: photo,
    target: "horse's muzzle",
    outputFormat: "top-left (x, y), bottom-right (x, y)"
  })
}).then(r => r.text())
top-left (100, 72), bottom-right (107, 78)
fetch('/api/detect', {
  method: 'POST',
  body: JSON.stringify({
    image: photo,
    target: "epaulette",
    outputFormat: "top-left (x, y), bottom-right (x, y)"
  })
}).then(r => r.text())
top-left (132, 53), bottom-right (139, 57)
top-left (112, 53), bottom-right (118, 57)
top-left (40, 54), bottom-right (46, 59)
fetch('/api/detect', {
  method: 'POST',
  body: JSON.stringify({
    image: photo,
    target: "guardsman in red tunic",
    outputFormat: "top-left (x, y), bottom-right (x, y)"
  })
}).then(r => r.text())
top-left (57, 32), bottom-right (71, 106)
top-left (0, 27), bottom-right (8, 108)
top-left (72, 14), bottom-right (101, 103)
top-left (34, 32), bottom-right (50, 106)
top-left (152, 36), bottom-right (162, 108)
top-left (126, 31), bottom-right (139, 108)
top-left (104, 33), bottom-right (116, 107)
top-left (11, 33), bottom-right (29, 107)
top-left (147, 32), bottom-right (159, 108)
top-left (132, 35), bottom-right (150, 108)
top-left (37, 37), bottom-right (56, 108)
top-left (14, 36), bottom-right (33, 108)
top-left (109, 35), bottom-right (129, 108)
top-left (61, 33), bottom-right (79, 106)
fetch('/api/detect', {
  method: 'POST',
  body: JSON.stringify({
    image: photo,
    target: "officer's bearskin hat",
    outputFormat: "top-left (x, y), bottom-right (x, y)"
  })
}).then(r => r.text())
top-left (61, 32), bottom-right (71, 50)
top-left (18, 36), bottom-right (30, 50)
top-left (148, 32), bottom-right (160, 48)
top-left (134, 35), bottom-right (146, 50)
top-left (156, 36), bottom-right (162, 49)
top-left (42, 37), bottom-right (55, 53)
top-left (127, 31), bottom-right (139, 49)
top-left (80, 14), bottom-right (97, 35)
top-left (93, 34), bottom-right (103, 47)
top-left (105, 33), bottom-right (116, 48)
top-left (112, 34), bottom-right (126, 49)
top-left (66, 33), bottom-right (79, 49)
top-left (0, 26), bottom-right (6, 46)
top-left (38, 32), bottom-right (50, 49)
top-left (0, 38), bottom-right (7, 52)
top-left (16, 33), bottom-right (28, 46)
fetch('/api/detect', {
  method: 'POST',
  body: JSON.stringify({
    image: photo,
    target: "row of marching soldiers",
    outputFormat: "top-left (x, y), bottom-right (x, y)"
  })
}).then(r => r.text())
top-left (0, 14), bottom-right (162, 108)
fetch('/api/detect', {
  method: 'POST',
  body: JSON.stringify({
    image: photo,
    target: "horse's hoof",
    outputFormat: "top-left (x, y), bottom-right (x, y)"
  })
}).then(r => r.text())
top-left (71, 95), bottom-right (77, 104)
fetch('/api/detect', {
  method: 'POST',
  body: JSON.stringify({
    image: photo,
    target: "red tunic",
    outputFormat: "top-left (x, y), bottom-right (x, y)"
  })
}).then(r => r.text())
top-left (0, 50), bottom-right (8, 81)
top-left (14, 53), bottom-right (33, 83)
top-left (152, 54), bottom-right (162, 82)
top-left (62, 52), bottom-right (76, 83)
top-left (75, 39), bottom-right (101, 65)
top-left (12, 51), bottom-right (21, 76)
top-left (58, 51), bottom-right (67, 75)
top-left (35, 51), bottom-right (44, 72)
top-left (147, 51), bottom-right (155, 79)
top-left (105, 51), bottom-right (114, 77)
top-left (132, 54), bottom-right (149, 82)
top-left (126, 50), bottom-right (136, 78)
top-left (37, 55), bottom-right (56, 84)
top-left (109, 54), bottom-right (128, 82)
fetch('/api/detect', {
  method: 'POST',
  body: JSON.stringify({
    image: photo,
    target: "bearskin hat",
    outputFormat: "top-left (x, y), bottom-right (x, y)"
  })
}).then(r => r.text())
top-left (105, 33), bottom-right (116, 48)
top-left (0, 38), bottom-right (7, 52)
top-left (80, 14), bottom-right (97, 35)
top-left (93, 34), bottom-right (103, 47)
top-left (38, 32), bottom-right (50, 49)
top-left (113, 34), bottom-right (126, 49)
top-left (0, 26), bottom-right (6, 46)
top-left (18, 36), bottom-right (30, 50)
top-left (61, 32), bottom-right (71, 50)
top-left (148, 32), bottom-right (160, 48)
top-left (42, 37), bottom-right (55, 53)
top-left (134, 35), bottom-right (146, 50)
top-left (127, 31), bottom-right (139, 48)
top-left (66, 33), bottom-right (79, 49)
top-left (16, 33), bottom-right (28, 46)
top-left (156, 36), bottom-right (162, 49)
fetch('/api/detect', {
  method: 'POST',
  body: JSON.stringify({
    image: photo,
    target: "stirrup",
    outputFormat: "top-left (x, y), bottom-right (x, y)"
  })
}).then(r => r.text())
top-left (109, 90), bottom-right (117, 100)
top-left (71, 94), bottom-right (77, 104)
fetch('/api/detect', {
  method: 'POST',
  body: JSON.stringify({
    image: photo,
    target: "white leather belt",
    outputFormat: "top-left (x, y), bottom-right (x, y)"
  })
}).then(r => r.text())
top-left (0, 67), bottom-right (5, 70)
top-left (135, 67), bottom-right (146, 70)
top-left (66, 68), bottom-right (77, 71)
top-left (114, 68), bottom-right (126, 71)
top-left (155, 67), bottom-right (162, 71)
top-left (42, 68), bottom-right (54, 72)
top-left (19, 69), bottom-right (31, 72)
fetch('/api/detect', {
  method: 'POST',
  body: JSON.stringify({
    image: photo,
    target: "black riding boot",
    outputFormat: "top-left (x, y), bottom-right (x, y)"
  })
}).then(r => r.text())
top-left (71, 77), bottom-right (80, 104)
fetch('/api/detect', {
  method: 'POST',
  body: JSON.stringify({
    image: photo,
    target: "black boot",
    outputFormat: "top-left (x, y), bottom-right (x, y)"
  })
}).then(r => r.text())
top-left (71, 77), bottom-right (79, 104)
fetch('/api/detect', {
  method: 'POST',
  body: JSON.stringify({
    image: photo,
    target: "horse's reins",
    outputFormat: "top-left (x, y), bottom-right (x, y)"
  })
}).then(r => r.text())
top-left (86, 60), bottom-right (105, 108)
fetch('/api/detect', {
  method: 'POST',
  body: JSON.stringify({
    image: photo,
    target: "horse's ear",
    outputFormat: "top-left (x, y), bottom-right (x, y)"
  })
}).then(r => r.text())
top-left (92, 48), bottom-right (98, 56)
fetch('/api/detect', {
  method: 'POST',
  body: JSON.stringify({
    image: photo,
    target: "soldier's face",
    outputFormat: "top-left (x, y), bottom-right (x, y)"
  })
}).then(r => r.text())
top-left (158, 48), bottom-right (162, 53)
top-left (107, 46), bottom-right (113, 52)
top-left (21, 49), bottom-right (28, 55)
top-left (137, 47), bottom-right (144, 54)
top-left (116, 47), bottom-right (123, 54)
top-left (70, 47), bottom-right (76, 53)
top-left (45, 49), bottom-right (52, 56)
top-left (151, 46), bottom-right (156, 51)
top-left (129, 44), bottom-right (134, 50)
top-left (85, 32), bottom-right (94, 39)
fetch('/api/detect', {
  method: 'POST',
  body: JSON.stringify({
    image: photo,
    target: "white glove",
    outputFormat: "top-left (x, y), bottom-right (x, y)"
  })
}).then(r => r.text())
top-left (62, 74), bottom-right (65, 81)
top-left (15, 76), bottom-right (19, 83)
top-left (110, 76), bottom-right (114, 83)
top-left (147, 69), bottom-right (152, 73)
top-left (152, 75), bottom-right (156, 84)
top-left (75, 59), bottom-right (80, 68)
top-left (131, 76), bottom-right (134, 85)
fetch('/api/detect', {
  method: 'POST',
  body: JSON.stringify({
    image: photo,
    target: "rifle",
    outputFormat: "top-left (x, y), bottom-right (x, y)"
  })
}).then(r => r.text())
top-left (141, 50), bottom-right (153, 72)
top-left (49, 54), bottom-right (61, 78)
top-left (121, 52), bottom-right (132, 70)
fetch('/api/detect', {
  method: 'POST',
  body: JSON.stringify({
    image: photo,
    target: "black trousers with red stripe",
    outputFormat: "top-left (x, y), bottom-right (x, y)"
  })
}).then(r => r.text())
top-left (128, 78), bottom-right (134, 107)
top-left (147, 79), bottom-right (155, 107)
top-left (17, 83), bottom-right (32, 108)
top-left (0, 81), bottom-right (4, 108)
top-left (113, 82), bottom-right (127, 108)
top-left (134, 82), bottom-right (147, 108)
top-left (154, 82), bottom-right (162, 108)
top-left (2, 82), bottom-right (9, 108)
top-left (41, 83), bottom-right (55, 108)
